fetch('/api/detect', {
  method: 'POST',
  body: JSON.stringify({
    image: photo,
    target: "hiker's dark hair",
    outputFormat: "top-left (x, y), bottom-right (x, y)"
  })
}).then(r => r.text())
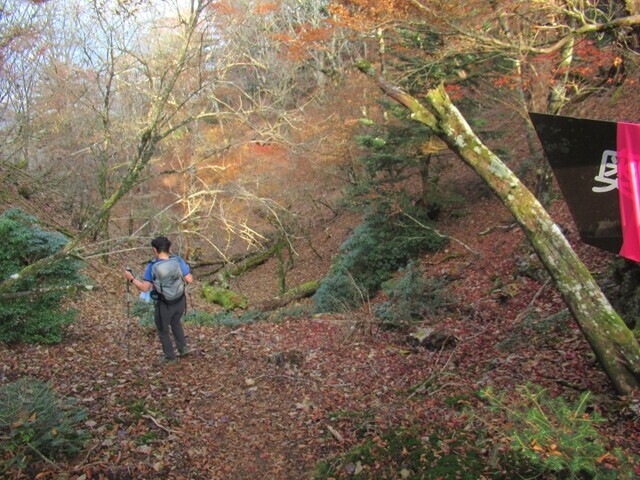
top-left (151, 236), bottom-right (172, 253)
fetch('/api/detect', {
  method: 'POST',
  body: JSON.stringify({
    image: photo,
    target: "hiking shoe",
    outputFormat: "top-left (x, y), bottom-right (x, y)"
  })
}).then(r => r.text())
top-left (177, 347), bottom-right (192, 357)
top-left (161, 355), bottom-right (177, 363)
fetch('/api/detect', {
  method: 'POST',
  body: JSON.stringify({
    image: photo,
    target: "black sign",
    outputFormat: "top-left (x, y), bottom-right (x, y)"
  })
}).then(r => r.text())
top-left (529, 112), bottom-right (621, 254)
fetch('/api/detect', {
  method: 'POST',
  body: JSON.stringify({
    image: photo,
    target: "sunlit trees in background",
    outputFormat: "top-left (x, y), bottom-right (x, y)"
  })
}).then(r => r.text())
top-left (0, 0), bottom-right (52, 170)
top-left (1, 0), bottom-right (636, 268)
top-left (0, 0), bottom-right (220, 294)
top-left (0, 0), bottom-right (371, 289)
top-left (133, 0), bottom-right (366, 262)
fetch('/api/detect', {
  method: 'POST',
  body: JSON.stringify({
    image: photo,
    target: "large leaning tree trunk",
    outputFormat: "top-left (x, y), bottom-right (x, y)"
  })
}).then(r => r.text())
top-left (356, 62), bottom-right (640, 395)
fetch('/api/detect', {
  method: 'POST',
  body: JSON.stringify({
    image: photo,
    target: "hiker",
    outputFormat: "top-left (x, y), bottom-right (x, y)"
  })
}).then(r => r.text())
top-left (124, 236), bottom-right (194, 362)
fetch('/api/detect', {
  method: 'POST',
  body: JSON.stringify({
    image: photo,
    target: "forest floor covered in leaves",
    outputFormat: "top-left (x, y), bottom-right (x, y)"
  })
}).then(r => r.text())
top-left (3, 169), bottom-right (640, 479)
top-left (4, 80), bottom-right (640, 479)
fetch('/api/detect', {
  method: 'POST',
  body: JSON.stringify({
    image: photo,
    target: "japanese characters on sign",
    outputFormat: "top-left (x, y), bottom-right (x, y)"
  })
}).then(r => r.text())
top-left (592, 150), bottom-right (617, 193)
top-left (529, 112), bottom-right (622, 254)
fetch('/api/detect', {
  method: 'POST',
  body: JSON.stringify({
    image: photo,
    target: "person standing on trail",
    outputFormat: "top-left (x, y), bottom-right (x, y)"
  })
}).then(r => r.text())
top-left (124, 236), bottom-right (194, 362)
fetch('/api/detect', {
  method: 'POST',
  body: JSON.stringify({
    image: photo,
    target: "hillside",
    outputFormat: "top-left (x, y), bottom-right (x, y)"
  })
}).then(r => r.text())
top-left (2, 79), bottom-right (640, 479)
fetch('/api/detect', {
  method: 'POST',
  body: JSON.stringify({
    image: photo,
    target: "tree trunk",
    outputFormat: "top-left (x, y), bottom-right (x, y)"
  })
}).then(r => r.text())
top-left (536, 33), bottom-right (575, 206)
top-left (357, 62), bottom-right (640, 394)
top-left (217, 240), bottom-right (282, 288)
top-left (0, 283), bottom-right (98, 300)
top-left (275, 236), bottom-right (295, 296)
top-left (257, 280), bottom-right (319, 311)
top-left (419, 154), bottom-right (431, 209)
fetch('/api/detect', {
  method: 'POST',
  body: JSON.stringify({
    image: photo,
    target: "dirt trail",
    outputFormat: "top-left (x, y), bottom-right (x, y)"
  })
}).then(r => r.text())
top-left (2, 169), bottom-right (639, 479)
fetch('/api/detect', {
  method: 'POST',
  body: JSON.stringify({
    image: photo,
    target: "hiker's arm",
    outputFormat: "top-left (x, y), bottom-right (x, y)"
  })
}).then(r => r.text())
top-left (123, 269), bottom-right (152, 292)
top-left (179, 257), bottom-right (193, 284)
top-left (134, 279), bottom-right (153, 292)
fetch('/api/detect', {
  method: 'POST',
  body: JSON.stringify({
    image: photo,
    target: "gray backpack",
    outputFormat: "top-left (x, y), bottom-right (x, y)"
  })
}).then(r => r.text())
top-left (151, 257), bottom-right (185, 304)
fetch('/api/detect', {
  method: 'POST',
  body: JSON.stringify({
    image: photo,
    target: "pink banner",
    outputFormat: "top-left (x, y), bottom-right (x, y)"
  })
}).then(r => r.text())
top-left (617, 122), bottom-right (640, 262)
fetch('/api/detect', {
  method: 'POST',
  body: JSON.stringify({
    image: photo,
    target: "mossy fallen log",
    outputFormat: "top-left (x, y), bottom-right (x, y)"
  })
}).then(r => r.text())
top-left (0, 283), bottom-right (98, 300)
top-left (216, 241), bottom-right (282, 287)
top-left (287, 280), bottom-right (319, 297)
top-left (258, 280), bottom-right (319, 311)
top-left (202, 283), bottom-right (248, 310)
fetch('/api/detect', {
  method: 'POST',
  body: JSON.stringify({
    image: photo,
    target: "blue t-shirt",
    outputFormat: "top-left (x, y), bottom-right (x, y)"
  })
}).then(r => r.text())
top-left (143, 256), bottom-right (190, 283)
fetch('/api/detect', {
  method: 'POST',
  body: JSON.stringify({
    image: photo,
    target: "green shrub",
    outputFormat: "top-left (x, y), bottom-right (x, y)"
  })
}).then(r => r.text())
top-left (210, 309), bottom-right (266, 327)
top-left (131, 298), bottom-right (212, 327)
top-left (481, 384), bottom-right (635, 479)
top-left (373, 262), bottom-right (453, 327)
top-left (313, 204), bottom-right (447, 313)
top-left (131, 298), bottom-right (155, 329)
top-left (348, 101), bottom-right (464, 219)
top-left (313, 426), bottom-right (485, 479)
top-left (183, 309), bottom-right (213, 324)
top-left (270, 303), bottom-right (313, 323)
top-left (0, 378), bottom-right (89, 473)
top-left (316, 101), bottom-right (454, 314)
top-left (0, 209), bottom-right (83, 344)
top-left (313, 267), bottom-right (366, 313)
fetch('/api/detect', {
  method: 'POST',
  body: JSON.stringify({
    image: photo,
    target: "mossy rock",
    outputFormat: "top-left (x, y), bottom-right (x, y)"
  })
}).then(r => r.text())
top-left (202, 284), bottom-right (248, 310)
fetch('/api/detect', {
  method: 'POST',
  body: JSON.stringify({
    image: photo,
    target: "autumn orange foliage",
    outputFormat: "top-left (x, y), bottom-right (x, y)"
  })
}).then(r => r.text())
top-left (253, 2), bottom-right (280, 15)
top-left (327, 0), bottom-right (414, 28)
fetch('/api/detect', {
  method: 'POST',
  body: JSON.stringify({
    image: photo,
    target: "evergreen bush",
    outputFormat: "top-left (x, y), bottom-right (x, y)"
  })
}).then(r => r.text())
top-left (270, 304), bottom-right (313, 323)
top-left (348, 101), bottom-right (463, 220)
top-left (481, 384), bottom-right (635, 479)
top-left (0, 378), bottom-right (88, 473)
top-left (210, 309), bottom-right (266, 327)
top-left (183, 309), bottom-right (213, 324)
top-left (313, 203), bottom-right (447, 313)
top-left (315, 102), bottom-right (454, 314)
top-left (0, 209), bottom-right (83, 344)
top-left (131, 298), bottom-right (155, 330)
top-left (373, 263), bottom-right (452, 327)
top-left (132, 297), bottom-right (212, 326)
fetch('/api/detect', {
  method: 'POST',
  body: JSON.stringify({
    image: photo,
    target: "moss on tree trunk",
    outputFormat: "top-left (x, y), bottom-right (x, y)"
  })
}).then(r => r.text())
top-left (202, 283), bottom-right (248, 310)
top-left (217, 241), bottom-right (282, 287)
top-left (257, 280), bottom-right (319, 311)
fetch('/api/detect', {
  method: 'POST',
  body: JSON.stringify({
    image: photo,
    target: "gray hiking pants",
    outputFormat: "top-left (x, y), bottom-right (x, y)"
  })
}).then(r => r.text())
top-left (154, 295), bottom-right (187, 360)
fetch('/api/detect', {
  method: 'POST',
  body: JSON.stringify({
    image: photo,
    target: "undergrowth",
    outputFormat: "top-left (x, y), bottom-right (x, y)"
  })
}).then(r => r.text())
top-left (208, 309), bottom-right (267, 327)
top-left (314, 103), bottom-right (455, 314)
top-left (372, 262), bottom-right (454, 328)
top-left (313, 202), bottom-right (447, 313)
top-left (481, 384), bottom-right (637, 479)
top-left (314, 384), bottom-right (638, 479)
top-left (270, 303), bottom-right (313, 323)
top-left (0, 208), bottom-right (83, 344)
top-left (131, 299), bottom-right (154, 330)
top-left (497, 309), bottom-right (572, 352)
top-left (313, 427), bottom-right (487, 479)
top-left (0, 378), bottom-right (88, 475)
top-left (131, 299), bottom-right (272, 328)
